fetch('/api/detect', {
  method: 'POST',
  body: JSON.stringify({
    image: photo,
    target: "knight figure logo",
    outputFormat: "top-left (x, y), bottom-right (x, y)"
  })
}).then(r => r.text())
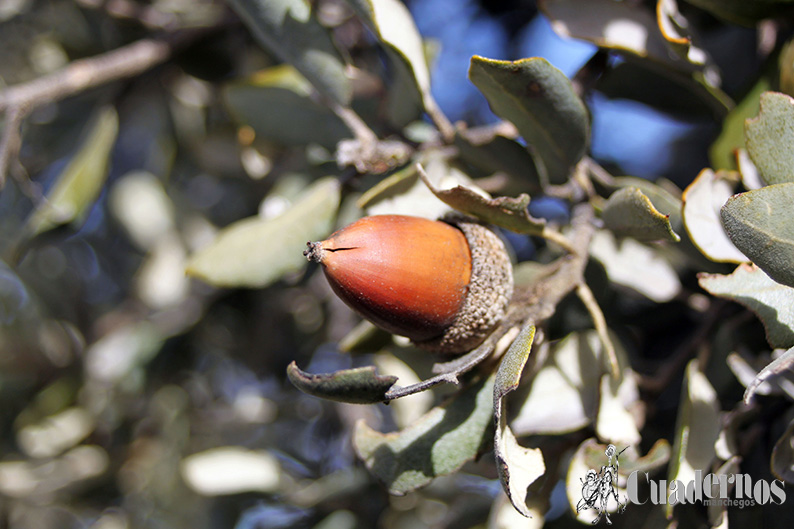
top-left (577, 444), bottom-right (628, 524)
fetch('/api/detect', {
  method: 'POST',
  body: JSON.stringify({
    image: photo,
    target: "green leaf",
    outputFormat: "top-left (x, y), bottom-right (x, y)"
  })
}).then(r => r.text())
top-left (227, 0), bottom-right (351, 106)
top-left (186, 177), bottom-right (340, 288)
top-left (493, 324), bottom-right (545, 518)
top-left (468, 56), bottom-right (589, 184)
top-left (25, 106), bottom-right (118, 238)
top-left (223, 66), bottom-right (351, 149)
top-left (454, 130), bottom-right (541, 193)
top-left (743, 346), bottom-right (794, 404)
top-left (418, 164), bottom-right (547, 235)
top-left (721, 183), bottom-right (794, 287)
top-left (745, 91), bottom-right (794, 185)
top-left (710, 76), bottom-right (769, 170)
top-left (699, 264), bottom-right (794, 349)
top-left (666, 359), bottom-right (720, 518)
top-left (286, 362), bottom-right (397, 404)
top-left (345, 0), bottom-right (428, 127)
top-left (682, 168), bottom-right (746, 262)
top-left (602, 186), bottom-right (680, 242)
top-left (353, 372), bottom-right (495, 494)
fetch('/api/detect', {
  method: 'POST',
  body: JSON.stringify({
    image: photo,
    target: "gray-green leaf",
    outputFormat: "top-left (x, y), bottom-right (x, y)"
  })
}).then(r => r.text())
top-left (745, 91), bottom-right (794, 185)
top-left (223, 66), bottom-right (351, 149)
top-left (699, 264), bottom-right (794, 349)
top-left (185, 177), bottom-right (340, 288)
top-left (468, 56), bottom-right (589, 184)
top-left (602, 186), bottom-right (680, 242)
top-left (286, 362), bottom-right (397, 404)
top-left (228, 0), bottom-right (351, 106)
top-left (345, 0), bottom-right (430, 128)
top-left (493, 324), bottom-right (545, 518)
top-left (721, 183), bottom-right (794, 288)
top-left (353, 372), bottom-right (495, 494)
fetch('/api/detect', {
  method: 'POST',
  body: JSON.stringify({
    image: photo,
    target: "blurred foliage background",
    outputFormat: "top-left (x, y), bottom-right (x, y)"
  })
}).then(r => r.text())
top-left (2, 0), bottom-right (794, 528)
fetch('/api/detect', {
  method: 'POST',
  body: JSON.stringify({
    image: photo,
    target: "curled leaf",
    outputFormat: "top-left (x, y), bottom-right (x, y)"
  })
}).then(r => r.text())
top-left (287, 362), bottom-right (397, 404)
top-left (418, 163), bottom-right (545, 235)
top-left (682, 168), bottom-right (746, 262)
top-left (602, 186), bottom-right (680, 242)
top-left (493, 324), bottom-right (545, 518)
top-left (743, 346), bottom-right (794, 405)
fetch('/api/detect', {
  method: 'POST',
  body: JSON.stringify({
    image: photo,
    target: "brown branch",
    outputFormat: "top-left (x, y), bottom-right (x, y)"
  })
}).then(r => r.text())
top-left (0, 32), bottom-right (194, 190)
top-left (0, 38), bottom-right (173, 113)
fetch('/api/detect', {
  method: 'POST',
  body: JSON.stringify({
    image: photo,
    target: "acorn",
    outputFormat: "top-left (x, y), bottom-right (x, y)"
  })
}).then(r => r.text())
top-left (304, 214), bottom-right (513, 355)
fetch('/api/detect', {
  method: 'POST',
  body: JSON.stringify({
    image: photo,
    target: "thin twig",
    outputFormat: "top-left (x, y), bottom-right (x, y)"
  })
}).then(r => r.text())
top-left (0, 38), bottom-right (173, 113)
top-left (0, 106), bottom-right (24, 190)
top-left (0, 32), bottom-right (197, 189)
top-left (577, 282), bottom-right (620, 379)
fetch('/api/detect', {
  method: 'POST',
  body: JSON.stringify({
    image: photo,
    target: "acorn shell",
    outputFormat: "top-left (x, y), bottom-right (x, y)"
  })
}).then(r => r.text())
top-left (305, 215), bottom-right (513, 355)
top-left (416, 218), bottom-right (513, 354)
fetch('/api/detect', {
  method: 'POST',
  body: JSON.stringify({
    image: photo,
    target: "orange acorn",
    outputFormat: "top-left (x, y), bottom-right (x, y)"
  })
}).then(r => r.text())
top-left (305, 215), bottom-right (513, 354)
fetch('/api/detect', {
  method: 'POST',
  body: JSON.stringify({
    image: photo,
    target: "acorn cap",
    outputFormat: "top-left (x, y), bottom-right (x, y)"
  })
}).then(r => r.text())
top-left (416, 218), bottom-right (513, 354)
